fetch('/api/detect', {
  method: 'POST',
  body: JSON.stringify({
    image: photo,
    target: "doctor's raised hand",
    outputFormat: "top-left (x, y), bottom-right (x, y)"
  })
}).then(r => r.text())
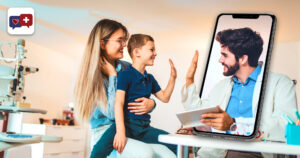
top-left (169, 58), bottom-right (177, 79)
top-left (186, 50), bottom-right (199, 88)
top-left (185, 51), bottom-right (234, 131)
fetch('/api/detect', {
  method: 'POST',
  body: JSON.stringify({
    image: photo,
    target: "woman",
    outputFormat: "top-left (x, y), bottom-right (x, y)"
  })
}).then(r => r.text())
top-left (74, 19), bottom-right (175, 158)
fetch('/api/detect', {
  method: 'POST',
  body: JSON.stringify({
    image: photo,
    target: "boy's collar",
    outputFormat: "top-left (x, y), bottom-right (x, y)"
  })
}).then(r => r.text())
top-left (129, 65), bottom-right (148, 80)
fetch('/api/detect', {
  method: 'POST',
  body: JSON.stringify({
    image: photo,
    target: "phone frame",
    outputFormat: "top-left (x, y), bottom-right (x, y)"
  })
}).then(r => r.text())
top-left (194, 13), bottom-right (277, 139)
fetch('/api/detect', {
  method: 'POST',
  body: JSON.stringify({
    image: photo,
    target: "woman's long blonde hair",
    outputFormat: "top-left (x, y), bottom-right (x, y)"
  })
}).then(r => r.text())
top-left (74, 19), bottom-right (128, 121)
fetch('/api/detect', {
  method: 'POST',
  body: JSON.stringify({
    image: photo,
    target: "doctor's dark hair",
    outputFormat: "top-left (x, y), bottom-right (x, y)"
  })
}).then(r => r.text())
top-left (127, 34), bottom-right (154, 58)
top-left (216, 27), bottom-right (264, 67)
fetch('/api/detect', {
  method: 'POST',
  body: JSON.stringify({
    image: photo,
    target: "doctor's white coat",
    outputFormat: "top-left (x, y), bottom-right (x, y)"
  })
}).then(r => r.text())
top-left (181, 72), bottom-right (298, 158)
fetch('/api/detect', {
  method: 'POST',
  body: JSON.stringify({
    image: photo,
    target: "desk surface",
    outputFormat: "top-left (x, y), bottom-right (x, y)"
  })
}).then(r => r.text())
top-left (0, 142), bottom-right (23, 151)
top-left (159, 134), bottom-right (300, 155)
top-left (0, 135), bottom-right (62, 152)
top-left (0, 106), bottom-right (47, 114)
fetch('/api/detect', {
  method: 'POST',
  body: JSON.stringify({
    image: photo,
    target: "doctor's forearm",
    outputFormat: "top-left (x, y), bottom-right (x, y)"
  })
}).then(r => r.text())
top-left (186, 78), bottom-right (194, 88)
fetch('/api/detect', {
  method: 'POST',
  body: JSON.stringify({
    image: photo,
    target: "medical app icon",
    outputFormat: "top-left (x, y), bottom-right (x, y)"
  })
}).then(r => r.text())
top-left (8, 8), bottom-right (34, 35)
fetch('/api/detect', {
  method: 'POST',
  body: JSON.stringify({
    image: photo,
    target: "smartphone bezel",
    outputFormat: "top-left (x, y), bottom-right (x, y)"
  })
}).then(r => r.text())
top-left (195, 13), bottom-right (277, 139)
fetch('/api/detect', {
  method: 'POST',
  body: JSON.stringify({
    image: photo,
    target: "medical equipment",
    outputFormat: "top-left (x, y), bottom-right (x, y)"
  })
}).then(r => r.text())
top-left (0, 39), bottom-right (39, 107)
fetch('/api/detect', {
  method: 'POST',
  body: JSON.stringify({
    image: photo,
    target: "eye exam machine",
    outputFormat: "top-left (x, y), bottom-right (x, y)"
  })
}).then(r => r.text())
top-left (0, 39), bottom-right (61, 157)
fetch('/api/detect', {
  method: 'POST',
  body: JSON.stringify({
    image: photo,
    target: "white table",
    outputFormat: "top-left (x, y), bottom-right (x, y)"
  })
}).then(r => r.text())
top-left (159, 134), bottom-right (300, 158)
top-left (0, 135), bottom-right (62, 151)
top-left (0, 106), bottom-right (47, 114)
top-left (0, 106), bottom-right (47, 136)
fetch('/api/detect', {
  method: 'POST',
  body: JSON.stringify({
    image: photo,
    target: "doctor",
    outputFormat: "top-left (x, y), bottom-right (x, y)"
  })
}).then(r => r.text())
top-left (182, 28), bottom-right (298, 158)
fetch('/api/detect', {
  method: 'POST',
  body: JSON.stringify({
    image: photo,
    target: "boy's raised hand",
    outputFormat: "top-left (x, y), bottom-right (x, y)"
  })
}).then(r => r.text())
top-left (169, 59), bottom-right (177, 79)
top-left (113, 132), bottom-right (127, 153)
top-left (154, 59), bottom-right (177, 103)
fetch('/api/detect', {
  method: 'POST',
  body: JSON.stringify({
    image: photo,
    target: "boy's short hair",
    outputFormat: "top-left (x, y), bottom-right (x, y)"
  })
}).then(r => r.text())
top-left (127, 34), bottom-right (154, 58)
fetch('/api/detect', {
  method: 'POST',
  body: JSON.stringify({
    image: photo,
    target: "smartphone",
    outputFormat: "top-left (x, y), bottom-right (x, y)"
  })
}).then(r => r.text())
top-left (194, 13), bottom-right (276, 139)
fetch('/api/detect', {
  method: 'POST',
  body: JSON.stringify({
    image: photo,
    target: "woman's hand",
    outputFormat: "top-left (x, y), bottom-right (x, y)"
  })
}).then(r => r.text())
top-left (169, 59), bottom-right (177, 79)
top-left (113, 132), bottom-right (127, 153)
top-left (128, 98), bottom-right (155, 115)
top-left (101, 56), bottom-right (117, 76)
top-left (186, 50), bottom-right (199, 87)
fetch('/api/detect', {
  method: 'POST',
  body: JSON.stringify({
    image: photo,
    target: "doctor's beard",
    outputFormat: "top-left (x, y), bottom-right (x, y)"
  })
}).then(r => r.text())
top-left (222, 61), bottom-right (239, 76)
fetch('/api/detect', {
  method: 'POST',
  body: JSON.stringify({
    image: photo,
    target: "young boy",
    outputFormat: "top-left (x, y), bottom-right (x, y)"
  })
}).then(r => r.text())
top-left (90, 34), bottom-right (177, 158)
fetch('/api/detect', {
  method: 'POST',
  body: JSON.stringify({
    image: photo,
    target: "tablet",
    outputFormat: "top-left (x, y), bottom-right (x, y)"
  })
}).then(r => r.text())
top-left (176, 107), bottom-right (219, 128)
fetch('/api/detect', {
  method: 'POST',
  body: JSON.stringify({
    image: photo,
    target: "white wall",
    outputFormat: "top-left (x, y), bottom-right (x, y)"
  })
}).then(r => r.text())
top-left (22, 41), bottom-right (78, 123)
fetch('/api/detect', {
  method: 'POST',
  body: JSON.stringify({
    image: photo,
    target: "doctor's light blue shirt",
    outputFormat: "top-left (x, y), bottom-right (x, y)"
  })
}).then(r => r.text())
top-left (226, 65), bottom-right (262, 119)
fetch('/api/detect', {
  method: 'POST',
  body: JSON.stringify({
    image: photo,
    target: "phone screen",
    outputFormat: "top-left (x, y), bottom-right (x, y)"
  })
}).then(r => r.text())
top-left (197, 14), bottom-right (276, 138)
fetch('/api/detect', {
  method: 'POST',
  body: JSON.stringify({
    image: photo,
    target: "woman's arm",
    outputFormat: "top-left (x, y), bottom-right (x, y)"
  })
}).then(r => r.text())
top-left (128, 98), bottom-right (156, 115)
top-left (100, 57), bottom-right (118, 119)
top-left (113, 90), bottom-right (127, 153)
top-left (102, 76), bottom-right (117, 119)
top-left (154, 59), bottom-right (177, 103)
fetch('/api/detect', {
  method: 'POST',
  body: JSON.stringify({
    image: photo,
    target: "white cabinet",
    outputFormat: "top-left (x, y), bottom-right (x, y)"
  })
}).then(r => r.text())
top-left (22, 124), bottom-right (87, 158)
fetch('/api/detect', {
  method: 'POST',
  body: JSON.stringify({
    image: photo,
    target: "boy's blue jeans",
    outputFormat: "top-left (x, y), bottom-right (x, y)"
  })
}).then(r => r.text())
top-left (90, 119), bottom-right (177, 158)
